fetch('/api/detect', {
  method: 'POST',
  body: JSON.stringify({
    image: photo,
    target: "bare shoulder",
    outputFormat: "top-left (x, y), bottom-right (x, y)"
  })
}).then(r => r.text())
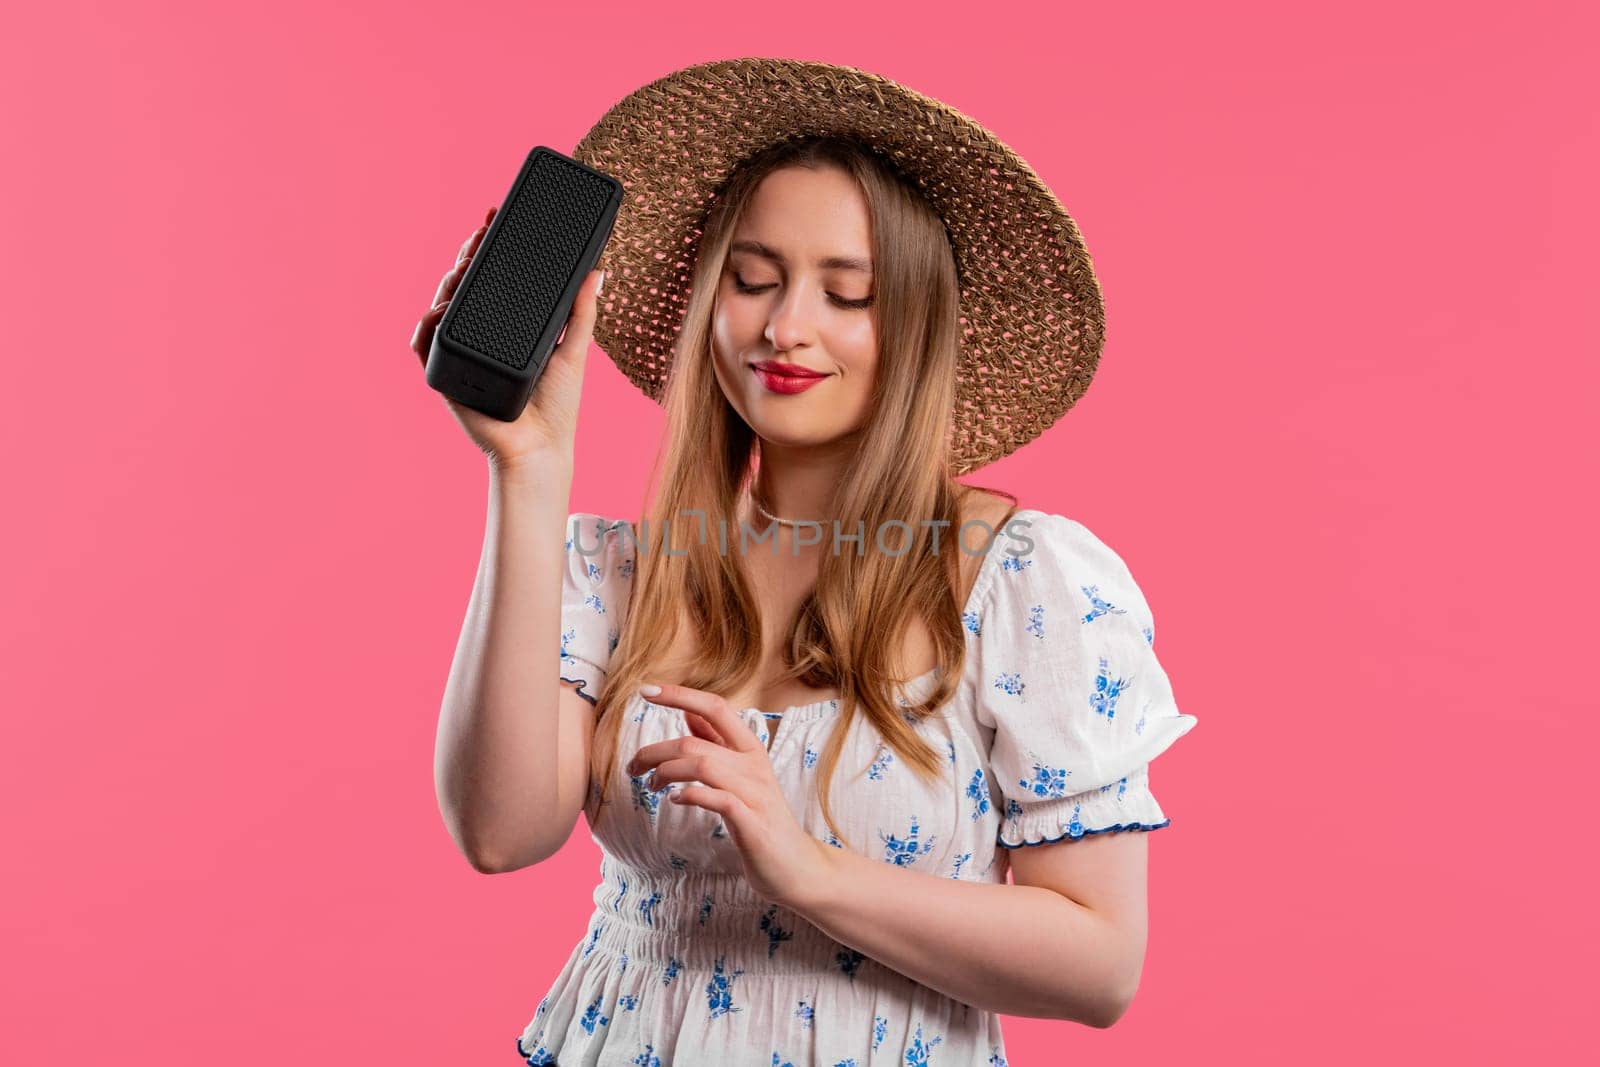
top-left (953, 487), bottom-right (1021, 599)
top-left (959, 486), bottom-right (1021, 532)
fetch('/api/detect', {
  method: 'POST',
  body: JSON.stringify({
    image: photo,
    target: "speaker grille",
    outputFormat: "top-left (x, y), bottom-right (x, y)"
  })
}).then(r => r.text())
top-left (446, 152), bottom-right (613, 371)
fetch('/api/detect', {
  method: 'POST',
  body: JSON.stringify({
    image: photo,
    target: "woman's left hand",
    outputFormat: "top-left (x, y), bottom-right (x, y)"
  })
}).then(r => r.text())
top-left (626, 682), bottom-right (836, 911)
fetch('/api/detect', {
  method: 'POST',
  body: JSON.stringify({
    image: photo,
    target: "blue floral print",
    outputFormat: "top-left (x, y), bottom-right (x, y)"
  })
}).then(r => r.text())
top-left (1024, 603), bottom-right (1045, 639)
top-left (1017, 760), bottom-right (1071, 800)
top-left (578, 993), bottom-right (610, 1035)
top-left (906, 1023), bottom-right (945, 1065)
top-left (705, 955), bottom-right (745, 1019)
top-left (558, 626), bottom-right (581, 673)
top-left (1089, 655), bottom-right (1130, 721)
top-left (992, 671), bottom-right (1024, 699)
top-left (579, 920), bottom-right (603, 959)
top-left (965, 768), bottom-right (991, 820)
top-left (519, 510), bottom-right (1197, 1064)
top-left (1079, 583), bottom-right (1127, 624)
top-left (759, 904), bottom-right (794, 958)
top-left (629, 770), bottom-right (671, 819)
top-left (516, 1036), bottom-right (555, 1064)
top-left (881, 816), bottom-right (936, 867)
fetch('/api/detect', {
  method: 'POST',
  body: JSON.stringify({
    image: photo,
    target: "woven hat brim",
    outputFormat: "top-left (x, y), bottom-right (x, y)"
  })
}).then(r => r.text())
top-left (573, 57), bottom-right (1105, 474)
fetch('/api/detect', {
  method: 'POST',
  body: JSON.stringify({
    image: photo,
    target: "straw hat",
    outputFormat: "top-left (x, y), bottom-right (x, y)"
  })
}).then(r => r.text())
top-left (571, 57), bottom-right (1105, 475)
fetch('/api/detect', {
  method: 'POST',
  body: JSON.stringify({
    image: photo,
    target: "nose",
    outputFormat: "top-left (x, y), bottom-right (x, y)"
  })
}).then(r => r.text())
top-left (763, 287), bottom-right (815, 353)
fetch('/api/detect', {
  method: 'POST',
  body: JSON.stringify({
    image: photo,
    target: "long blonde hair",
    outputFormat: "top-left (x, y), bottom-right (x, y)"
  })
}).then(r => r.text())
top-left (586, 134), bottom-right (1016, 849)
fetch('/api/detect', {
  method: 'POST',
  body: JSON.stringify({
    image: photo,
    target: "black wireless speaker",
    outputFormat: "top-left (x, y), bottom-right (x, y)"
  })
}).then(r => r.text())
top-left (427, 146), bottom-right (623, 420)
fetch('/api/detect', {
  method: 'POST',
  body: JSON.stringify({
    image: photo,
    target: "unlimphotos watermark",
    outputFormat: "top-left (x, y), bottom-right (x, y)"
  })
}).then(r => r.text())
top-left (568, 512), bottom-right (1036, 559)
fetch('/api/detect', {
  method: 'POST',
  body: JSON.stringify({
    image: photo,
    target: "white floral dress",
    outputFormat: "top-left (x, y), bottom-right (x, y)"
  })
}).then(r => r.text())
top-left (517, 508), bottom-right (1197, 1066)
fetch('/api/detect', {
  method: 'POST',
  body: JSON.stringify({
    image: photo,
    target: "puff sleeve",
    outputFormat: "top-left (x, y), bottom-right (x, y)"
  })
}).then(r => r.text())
top-left (557, 512), bottom-right (636, 707)
top-left (976, 512), bottom-right (1198, 848)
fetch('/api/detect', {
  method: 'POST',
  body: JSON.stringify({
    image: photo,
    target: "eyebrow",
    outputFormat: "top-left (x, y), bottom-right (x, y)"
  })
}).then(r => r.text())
top-left (728, 239), bottom-right (873, 274)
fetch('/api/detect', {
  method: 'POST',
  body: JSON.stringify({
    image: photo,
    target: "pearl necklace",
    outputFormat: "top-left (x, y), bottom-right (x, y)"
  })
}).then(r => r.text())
top-left (754, 502), bottom-right (820, 528)
top-left (751, 489), bottom-right (824, 528)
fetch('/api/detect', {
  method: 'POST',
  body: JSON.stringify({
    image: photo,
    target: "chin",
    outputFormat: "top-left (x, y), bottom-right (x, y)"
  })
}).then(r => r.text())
top-left (747, 420), bottom-right (813, 446)
top-left (747, 416), bottom-right (833, 449)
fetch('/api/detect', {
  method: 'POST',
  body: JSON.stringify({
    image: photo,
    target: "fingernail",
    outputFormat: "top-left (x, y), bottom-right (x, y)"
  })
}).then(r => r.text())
top-left (484, 207), bottom-right (495, 225)
top-left (639, 682), bottom-right (660, 697)
top-left (596, 270), bottom-right (606, 297)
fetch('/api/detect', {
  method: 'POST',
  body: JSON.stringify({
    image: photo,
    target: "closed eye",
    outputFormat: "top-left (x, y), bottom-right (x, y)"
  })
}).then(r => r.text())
top-left (732, 273), bottom-right (874, 310)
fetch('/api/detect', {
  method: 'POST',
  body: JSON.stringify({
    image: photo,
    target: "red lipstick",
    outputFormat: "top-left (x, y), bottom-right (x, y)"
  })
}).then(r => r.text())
top-left (750, 360), bottom-right (830, 395)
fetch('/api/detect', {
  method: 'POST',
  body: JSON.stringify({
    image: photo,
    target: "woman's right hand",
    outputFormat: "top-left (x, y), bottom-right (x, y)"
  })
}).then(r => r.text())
top-left (410, 206), bottom-right (606, 474)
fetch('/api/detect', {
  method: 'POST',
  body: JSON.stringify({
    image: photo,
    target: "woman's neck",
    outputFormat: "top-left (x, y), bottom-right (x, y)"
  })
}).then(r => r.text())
top-left (749, 449), bottom-right (845, 526)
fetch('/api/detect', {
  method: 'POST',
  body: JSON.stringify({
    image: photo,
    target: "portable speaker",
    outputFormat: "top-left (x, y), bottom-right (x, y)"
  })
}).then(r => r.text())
top-left (427, 146), bottom-right (623, 421)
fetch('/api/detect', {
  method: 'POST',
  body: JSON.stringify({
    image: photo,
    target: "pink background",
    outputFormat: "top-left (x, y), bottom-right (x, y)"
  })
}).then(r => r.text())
top-left (4, 1), bottom-right (1594, 1062)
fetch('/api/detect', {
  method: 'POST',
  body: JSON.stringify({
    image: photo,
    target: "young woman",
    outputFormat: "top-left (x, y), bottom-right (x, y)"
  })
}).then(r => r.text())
top-left (416, 60), bottom-right (1198, 1067)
